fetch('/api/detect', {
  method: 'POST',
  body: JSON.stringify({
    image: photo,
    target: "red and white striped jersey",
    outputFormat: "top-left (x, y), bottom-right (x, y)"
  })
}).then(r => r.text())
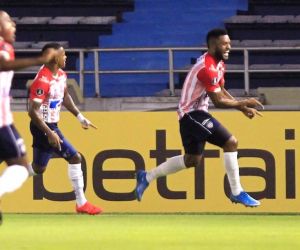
top-left (0, 41), bottom-right (15, 128)
top-left (178, 52), bottom-right (225, 119)
top-left (29, 65), bottom-right (67, 123)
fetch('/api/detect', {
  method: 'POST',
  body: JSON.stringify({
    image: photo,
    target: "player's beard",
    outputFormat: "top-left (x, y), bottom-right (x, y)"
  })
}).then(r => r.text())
top-left (215, 48), bottom-right (226, 61)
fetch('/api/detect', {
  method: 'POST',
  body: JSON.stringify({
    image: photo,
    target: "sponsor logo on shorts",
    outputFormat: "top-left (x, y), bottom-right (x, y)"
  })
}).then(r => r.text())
top-left (202, 119), bottom-right (213, 129)
top-left (206, 121), bottom-right (213, 129)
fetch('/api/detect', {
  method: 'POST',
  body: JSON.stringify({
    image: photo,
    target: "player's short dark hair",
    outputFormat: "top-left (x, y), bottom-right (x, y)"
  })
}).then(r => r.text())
top-left (206, 28), bottom-right (228, 48)
top-left (41, 42), bottom-right (62, 53)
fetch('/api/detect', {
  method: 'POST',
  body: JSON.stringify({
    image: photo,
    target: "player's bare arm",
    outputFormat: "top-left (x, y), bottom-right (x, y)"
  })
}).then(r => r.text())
top-left (62, 89), bottom-right (80, 117)
top-left (28, 100), bottom-right (62, 150)
top-left (0, 49), bottom-right (56, 72)
top-left (207, 90), bottom-right (262, 118)
top-left (220, 86), bottom-right (263, 118)
top-left (208, 90), bottom-right (248, 109)
top-left (221, 86), bottom-right (235, 100)
top-left (63, 89), bottom-right (97, 129)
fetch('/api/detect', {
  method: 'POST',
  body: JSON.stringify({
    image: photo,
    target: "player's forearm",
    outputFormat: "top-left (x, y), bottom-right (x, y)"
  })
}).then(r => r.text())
top-left (0, 57), bottom-right (45, 71)
top-left (213, 98), bottom-right (246, 110)
top-left (28, 110), bottom-right (53, 136)
top-left (222, 89), bottom-right (235, 100)
top-left (63, 94), bottom-right (80, 117)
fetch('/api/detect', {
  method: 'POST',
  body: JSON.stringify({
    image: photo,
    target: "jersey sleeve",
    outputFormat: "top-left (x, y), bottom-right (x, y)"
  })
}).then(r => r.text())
top-left (197, 67), bottom-right (221, 93)
top-left (29, 76), bottom-right (50, 103)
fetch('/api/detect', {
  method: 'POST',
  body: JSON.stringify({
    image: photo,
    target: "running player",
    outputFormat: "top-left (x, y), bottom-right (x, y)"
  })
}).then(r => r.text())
top-left (0, 11), bottom-right (55, 224)
top-left (135, 28), bottom-right (263, 207)
top-left (28, 43), bottom-right (102, 215)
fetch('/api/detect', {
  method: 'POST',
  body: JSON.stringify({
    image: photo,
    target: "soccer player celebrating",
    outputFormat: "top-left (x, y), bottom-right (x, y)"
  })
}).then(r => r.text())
top-left (135, 28), bottom-right (263, 207)
top-left (0, 11), bottom-right (56, 223)
top-left (28, 43), bottom-right (102, 215)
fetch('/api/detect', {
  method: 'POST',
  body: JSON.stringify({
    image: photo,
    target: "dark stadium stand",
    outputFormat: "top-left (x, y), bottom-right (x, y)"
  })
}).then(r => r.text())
top-left (246, 0), bottom-right (300, 15)
top-left (0, 0), bottom-right (134, 16)
top-left (223, 0), bottom-right (300, 89)
top-left (0, 0), bottom-right (134, 95)
top-left (0, 0), bottom-right (134, 47)
top-left (2, 0), bottom-right (300, 99)
top-left (95, 0), bottom-right (248, 97)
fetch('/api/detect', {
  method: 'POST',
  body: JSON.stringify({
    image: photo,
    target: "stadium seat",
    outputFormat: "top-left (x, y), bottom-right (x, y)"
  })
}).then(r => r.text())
top-left (230, 40), bottom-right (241, 47)
top-left (272, 40), bottom-right (300, 47)
top-left (22, 66), bottom-right (41, 71)
top-left (226, 64), bottom-right (244, 70)
top-left (79, 16), bottom-right (117, 25)
top-left (240, 39), bottom-right (273, 47)
top-left (249, 64), bottom-right (282, 70)
top-left (224, 15), bottom-right (263, 23)
top-left (48, 16), bottom-right (84, 25)
top-left (289, 15), bottom-right (300, 23)
top-left (31, 41), bottom-right (69, 49)
top-left (13, 41), bottom-right (33, 49)
top-left (260, 15), bottom-right (295, 23)
top-left (11, 16), bottom-right (19, 22)
top-left (280, 64), bottom-right (300, 69)
top-left (17, 16), bottom-right (52, 24)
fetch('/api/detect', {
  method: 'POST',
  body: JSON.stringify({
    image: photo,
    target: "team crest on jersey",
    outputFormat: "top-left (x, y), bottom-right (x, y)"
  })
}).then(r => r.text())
top-left (36, 88), bottom-right (44, 96)
top-left (211, 77), bottom-right (218, 85)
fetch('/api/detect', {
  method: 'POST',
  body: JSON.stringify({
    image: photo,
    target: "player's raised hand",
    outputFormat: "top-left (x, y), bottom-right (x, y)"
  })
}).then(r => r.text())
top-left (47, 131), bottom-right (63, 151)
top-left (77, 113), bottom-right (98, 130)
top-left (40, 48), bottom-right (57, 64)
top-left (242, 107), bottom-right (263, 119)
top-left (245, 98), bottom-right (264, 110)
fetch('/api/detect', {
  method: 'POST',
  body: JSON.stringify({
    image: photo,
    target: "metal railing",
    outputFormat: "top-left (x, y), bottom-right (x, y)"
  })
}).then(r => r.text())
top-left (15, 46), bottom-right (300, 97)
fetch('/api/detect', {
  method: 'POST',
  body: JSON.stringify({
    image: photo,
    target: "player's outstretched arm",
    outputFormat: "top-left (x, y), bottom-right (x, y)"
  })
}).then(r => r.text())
top-left (221, 86), bottom-right (235, 100)
top-left (0, 49), bottom-right (56, 71)
top-left (63, 90), bottom-right (97, 129)
top-left (208, 89), bottom-right (264, 116)
top-left (207, 90), bottom-right (248, 109)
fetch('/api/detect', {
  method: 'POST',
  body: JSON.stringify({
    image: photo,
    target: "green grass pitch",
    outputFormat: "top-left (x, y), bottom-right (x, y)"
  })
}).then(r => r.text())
top-left (0, 214), bottom-right (300, 250)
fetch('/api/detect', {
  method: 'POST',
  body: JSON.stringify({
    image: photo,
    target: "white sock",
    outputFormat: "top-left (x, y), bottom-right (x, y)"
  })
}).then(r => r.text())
top-left (224, 152), bottom-right (243, 196)
top-left (146, 155), bottom-right (186, 183)
top-left (27, 164), bottom-right (37, 177)
top-left (68, 163), bottom-right (87, 207)
top-left (0, 165), bottom-right (29, 198)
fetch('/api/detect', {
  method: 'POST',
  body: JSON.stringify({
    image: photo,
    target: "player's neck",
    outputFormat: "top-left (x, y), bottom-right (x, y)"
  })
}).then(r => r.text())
top-left (45, 64), bottom-right (60, 75)
top-left (207, 51), bottom-right (222, 63)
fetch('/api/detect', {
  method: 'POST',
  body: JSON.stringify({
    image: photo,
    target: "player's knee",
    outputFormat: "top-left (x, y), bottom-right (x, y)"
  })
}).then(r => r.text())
top-left (68, 153), bottom-right (81, 164)
top-left (223, 136), bottom-right (238, 151)
top-left (184, 155), bottom-right (202, 168)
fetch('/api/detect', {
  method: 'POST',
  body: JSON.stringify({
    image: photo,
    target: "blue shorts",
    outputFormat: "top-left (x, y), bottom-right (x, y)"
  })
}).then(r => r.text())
top-left (30, 121), bottom-right (77, 167)
top-left (0, 124), bottom-right (26, 161)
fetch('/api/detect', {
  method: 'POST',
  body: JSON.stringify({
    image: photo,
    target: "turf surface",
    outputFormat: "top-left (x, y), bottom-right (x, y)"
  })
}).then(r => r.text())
top-left (0, 214), bottom-right (299, 250)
